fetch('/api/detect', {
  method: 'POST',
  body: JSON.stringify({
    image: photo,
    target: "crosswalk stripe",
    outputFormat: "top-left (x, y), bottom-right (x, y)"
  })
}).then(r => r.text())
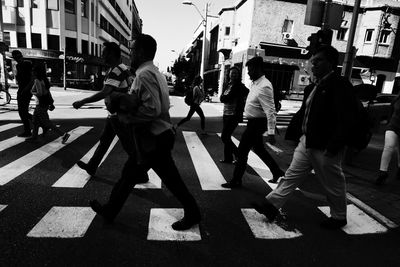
top-left (52, 136), bottom-right (118, 188)
top-left (135, 169), bottom-right (162, 189)
top-left (217, 134), bottom-right (278, 190)
top-left (0, 123), bottom-right (21, 133)
top-left (0, 204), bottom-right (7, 212)
top-left (0, 128), bottom-right (48, 152)
top-left (147, 208), bottom-right (201, 241)
top-left (182, 131), bottom-right (229, 190)
top-left (318, 204), bottom-right (388, 235)
top-left (241, 209), bottom-right (302, 239)
top-left (27, 206), bottom-right (96, 238)
top-left (0, 126), bottom-right (92, 186)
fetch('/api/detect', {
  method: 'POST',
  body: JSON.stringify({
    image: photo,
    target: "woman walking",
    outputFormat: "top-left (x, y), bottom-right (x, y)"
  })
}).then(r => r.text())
top-left (177, 76), bottom-right (206, 133)
top-left (26, 63), bottom-right (70, 143)
top-left (376, 93), bottom-right (400, 185)
top-left (219, 66), bottom-right (249, 163)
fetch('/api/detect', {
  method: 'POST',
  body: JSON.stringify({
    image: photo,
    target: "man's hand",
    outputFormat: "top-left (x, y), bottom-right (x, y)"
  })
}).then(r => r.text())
top-left (266, 135), bottom-right (276, 145)
top-left (72, 100), bottom-right (84, 109)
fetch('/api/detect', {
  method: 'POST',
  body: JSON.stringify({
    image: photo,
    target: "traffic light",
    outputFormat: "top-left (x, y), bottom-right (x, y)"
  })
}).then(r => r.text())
top-left (306, 29), bottom-right (333, 55)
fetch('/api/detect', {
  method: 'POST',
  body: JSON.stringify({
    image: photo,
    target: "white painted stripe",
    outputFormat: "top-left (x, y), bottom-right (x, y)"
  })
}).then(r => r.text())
top-left (318, 204), bottom-right (388, 235)
top-left (0, 123), bottom-right (21, 132)
top-left (147, 208), bottom-right (201, 241)
top-left (52, 137), bottom-right (118, 188)
top-left (0, 128), bottom-right (47, 152)
top-left (220, 134), bottom-right (278, 190)
top-left (0, 204), bottom-right (7, 212)
top-left (0, 126), bottom-right (92, 185)
top-left (182, 131), bottom-right (229, 190)
top-left (135, 169), bottom-right (162, 189)
top-left (27, 207), bottom-right (96, 238)
top-left (346, 193), bottom-right (398, 229)
top-left (241, 209), bottom-right (302, 239)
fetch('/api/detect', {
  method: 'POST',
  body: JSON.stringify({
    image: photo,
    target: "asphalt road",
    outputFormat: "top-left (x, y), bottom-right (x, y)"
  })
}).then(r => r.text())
top-left (0, 91), bottom-right (399, 266)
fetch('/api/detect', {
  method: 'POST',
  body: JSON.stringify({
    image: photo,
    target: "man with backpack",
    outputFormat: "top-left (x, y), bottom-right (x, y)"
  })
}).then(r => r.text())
top-left (251, 45), bottom-right (356, 230)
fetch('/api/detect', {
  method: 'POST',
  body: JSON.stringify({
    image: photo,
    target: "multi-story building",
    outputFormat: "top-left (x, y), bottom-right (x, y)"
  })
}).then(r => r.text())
top-left (199, 0), bottom-right (400, 96)
top-left (1, 0), bottom-right (141, 89)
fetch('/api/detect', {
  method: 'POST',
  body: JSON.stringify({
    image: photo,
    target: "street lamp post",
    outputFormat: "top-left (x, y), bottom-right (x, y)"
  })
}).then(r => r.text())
top-left (182, 1), bottom-right (208, 79)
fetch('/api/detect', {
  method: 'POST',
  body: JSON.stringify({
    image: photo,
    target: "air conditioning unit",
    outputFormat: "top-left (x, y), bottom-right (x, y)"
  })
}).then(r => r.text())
top-left (282, 32), bottom-right (293, 40)
top-left (298, 75), bottom-right (310, 86)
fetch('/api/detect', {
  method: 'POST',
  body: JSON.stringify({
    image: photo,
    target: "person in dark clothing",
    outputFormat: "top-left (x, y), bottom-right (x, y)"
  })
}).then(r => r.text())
top-left (219, 66), bottom-right (249, 163)
top-left (376, 93), bottom-right (400, 185)
top-left (89, 34), bottom-right (201, 231)
top-left (221, 57), bottom-right (285, 188)
top-left (12, 50), bottom-right (33, 137)
top-left (251, 45), bottom-right (355, 230)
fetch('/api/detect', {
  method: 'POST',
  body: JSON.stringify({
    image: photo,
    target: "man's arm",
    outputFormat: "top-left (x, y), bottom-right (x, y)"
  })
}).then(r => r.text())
top-left (72, 84), bottom-right (114, 109)
top-left (258, 85), bottom-right (276, 136)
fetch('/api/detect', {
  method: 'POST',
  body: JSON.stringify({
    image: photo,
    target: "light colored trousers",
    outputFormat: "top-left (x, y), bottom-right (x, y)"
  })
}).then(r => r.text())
top-left (266, 135), bottom-right (347, 220)
top-left (379, 130), bottom-right (400, 171)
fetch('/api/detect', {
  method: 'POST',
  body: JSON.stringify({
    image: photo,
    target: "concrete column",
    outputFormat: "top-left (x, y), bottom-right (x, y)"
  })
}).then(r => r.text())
top-left (76, 0), bottom-right (82, 53)
top-left (24, 0), bottom-right (32, 48)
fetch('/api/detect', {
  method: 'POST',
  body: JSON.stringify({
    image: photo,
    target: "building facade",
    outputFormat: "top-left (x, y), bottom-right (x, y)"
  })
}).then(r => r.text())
top-left (1, 0), bottom-right (141, 89)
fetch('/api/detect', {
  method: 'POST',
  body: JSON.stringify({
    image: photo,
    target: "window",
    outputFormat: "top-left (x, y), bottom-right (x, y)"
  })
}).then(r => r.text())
top-left (379, 29), bottom-right (391, 44)
top-left (364, 29), bottom-right (374, 43)
top-left (336, 28), bottom-right (348, 41)
top-left (31, 0), bottom-right (39, 8)
top-left (17, 32), bottom-right (27, 48)
top-left (82, 40), bottom-right (88, 54)
top-left (17, 0), bottom-right (24, 7)
top-left (31, 33), bottom-right (42, 48)
top-left (81, 0), bottom-right (87, 17)
top-left (3, 32), bottom-right (11, 46)
top-left (66, 37), bottom-right (77, 53)
top-left (91, 2), bottom-right (94, 21)
top-left (47, 0), bottom-right (59, 10)
top-left (65, 0), bottom-right (76, 14)
top-left (282, 19), bottom-right (294, 33)
top-left (225, 27), bottom-right (230, 36)
top-left (47, 34), bottom-right (60, 50)
top-left (91, 43), bottom-right (94, 55)
top-left (100, 15), bottom-right (107, 30)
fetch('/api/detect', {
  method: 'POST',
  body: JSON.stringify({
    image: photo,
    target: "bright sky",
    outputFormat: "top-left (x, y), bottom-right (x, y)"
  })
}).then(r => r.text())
top-left (135, 0), bottom-right (235, 72)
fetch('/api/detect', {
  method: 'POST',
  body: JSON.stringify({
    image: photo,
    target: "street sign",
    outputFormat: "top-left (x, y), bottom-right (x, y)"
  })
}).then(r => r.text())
top-left (304, 0), bottom-right (344, 30)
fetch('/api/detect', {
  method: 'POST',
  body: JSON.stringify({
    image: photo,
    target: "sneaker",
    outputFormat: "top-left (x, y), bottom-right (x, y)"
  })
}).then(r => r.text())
top-left (320, 218), bottom-right (347, 230)
top-left (375, 170), bottom-right (388, 185)
top-left (61, 133), bottom-right (70, 144)
top-left (17, 132), bottom-right (32, 138)
top-left (251, 199), bottom-right (280, 222)
top-left (171, 215), bottom-right (201, 231)
top-left (77, 161), bottom-right (96, 176)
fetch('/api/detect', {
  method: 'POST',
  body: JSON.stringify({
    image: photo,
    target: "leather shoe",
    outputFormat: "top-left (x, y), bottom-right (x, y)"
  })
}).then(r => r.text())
top-left (89, 200), bottom-right (114, 224)
top-left (77, 161), bottom-right (96, 176)
top-left (221, 180), bottom-right (242, 188)
top-left (171, 216), bottom-right (201, 231)
top-left (251, 200), bottom-right (279, 221)
top-left (375, 170), bottom-right (388, 185)
top-left (320, 218), bottom-right (347, 230)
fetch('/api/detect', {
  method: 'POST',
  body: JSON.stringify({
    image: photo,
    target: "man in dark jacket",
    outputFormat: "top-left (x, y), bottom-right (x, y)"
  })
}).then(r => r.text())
top-left (12, 50), bottom-right (33, 137)
top-left (252, 45), bottom-right (355, 230)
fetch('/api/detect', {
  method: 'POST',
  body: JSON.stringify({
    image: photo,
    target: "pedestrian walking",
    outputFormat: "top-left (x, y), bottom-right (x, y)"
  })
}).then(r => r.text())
top-left (26, 63), bottom-right (70, 143)
top-left (221, 57), bottom-right (285, 188)
top-left (251, 45), bottom-right (355, 230)
top-left (89, 34), bottom-right (201, 231)
top-left (376, 93), bottom-right (400, 185)
top-left (12, 50), bottom-right (33, 137)
top-left (177, 75), bottom-right (206, 134)
top-left (219, 66), bottom-right (249, 164)
top-left (72, 42), bottom-right (148, 182)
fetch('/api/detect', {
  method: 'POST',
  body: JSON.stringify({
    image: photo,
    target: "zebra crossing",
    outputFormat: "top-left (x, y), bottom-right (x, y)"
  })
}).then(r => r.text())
top-left (0, 122), bottom-right (397, 241)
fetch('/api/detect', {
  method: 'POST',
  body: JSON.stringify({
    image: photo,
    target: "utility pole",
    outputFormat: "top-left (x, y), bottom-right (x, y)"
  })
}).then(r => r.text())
top-left (0, 3), bottom-right (9, 91)
top-left (342, 0), bottom-right (362, 78)
top-left (200, 2), bottom-right (208, 79)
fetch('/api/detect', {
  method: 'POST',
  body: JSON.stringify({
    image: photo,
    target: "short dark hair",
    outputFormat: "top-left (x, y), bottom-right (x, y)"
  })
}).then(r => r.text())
top-left (314, 45), bottom-right (339, 67)
top-left (246, 56), bottom-right (264, 69)
top-left (12, 50), bottom-right (22, 58)
top-left (134, 34), bottom-right (157, 60)
top-left (229, 66), bottom-right (241, 73)
top-left (103, 42), bottom-right (121, 59)
top-left (192, 75), bottom-right (202, 86)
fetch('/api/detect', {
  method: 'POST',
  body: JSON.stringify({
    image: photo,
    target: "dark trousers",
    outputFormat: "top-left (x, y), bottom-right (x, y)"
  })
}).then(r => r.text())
top-left (232, 118), bottom-right (283, 182)
top-left (17, 95), bottom-right (33, 134)
top-left (221, 115), bottom-right (239, 161)
top-left (178, 104), bottom-right (205, 130)
top-left (87, 117), bottom-right (116, 171)
top-left (105, 120), bottom-right (200, 219)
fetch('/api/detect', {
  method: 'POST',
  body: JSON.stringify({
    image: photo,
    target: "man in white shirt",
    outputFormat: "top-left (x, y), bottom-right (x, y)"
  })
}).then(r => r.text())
top-left (222, 57), bottom-right (284, 188)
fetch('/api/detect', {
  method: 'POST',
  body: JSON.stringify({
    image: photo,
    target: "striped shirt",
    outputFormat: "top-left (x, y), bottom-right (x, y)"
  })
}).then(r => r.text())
top-left (244, 75), bottom-right (276, 135)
